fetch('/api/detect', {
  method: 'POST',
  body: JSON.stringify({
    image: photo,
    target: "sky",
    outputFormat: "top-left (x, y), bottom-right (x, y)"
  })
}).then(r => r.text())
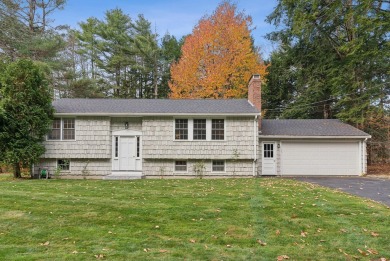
top-left (52, 0), bottom-right (279, 58)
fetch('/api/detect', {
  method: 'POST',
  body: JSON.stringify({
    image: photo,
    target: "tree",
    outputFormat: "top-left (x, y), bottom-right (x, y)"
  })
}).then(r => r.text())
top-left (159, 34), bottom-right (183, 98)
top-left (0, 0), bottom-right (66, 61)
top-left (0, 59), bottom-right (53, 178)
top-left (169, 1), bottom-right (267, 99)
top-left (265, 0), bottom-right (389, 125)
top-left (264, 0), bottom-right (389, 163)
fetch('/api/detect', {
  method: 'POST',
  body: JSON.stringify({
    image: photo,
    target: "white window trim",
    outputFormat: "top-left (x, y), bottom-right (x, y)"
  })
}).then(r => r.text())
top-left (56, 159), bottom-right (71, 172)
top-left (211, 160), bottom-right (226, 173)
top-left (174, 160), bottom-right (188, 173)
top-left (173, 118), bottom-right (226, 141)
top-left (47, 117), bottom-right (76, 141)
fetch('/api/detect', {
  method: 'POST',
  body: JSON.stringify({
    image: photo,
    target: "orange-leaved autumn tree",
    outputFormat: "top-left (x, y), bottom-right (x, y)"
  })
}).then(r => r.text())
top-left (169, 2), bottom-right (267, 99)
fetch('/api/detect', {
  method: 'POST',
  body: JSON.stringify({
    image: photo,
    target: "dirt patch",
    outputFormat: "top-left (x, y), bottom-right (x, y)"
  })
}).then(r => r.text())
top-left (368, 164), bottom-right (390, 175)
top-left (367, 164), bottom-right (390, 179)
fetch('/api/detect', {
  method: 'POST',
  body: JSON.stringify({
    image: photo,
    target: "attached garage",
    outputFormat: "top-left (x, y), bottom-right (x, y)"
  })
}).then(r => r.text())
top-left (281, 141), bottom-right (360, 175)
top-left (259, 120), bottom-right (371, 176)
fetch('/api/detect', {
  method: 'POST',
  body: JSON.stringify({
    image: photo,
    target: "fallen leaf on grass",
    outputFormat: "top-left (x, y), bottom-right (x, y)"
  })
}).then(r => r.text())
top-left (143, 248), bottom-right (150, 252)
top-left (40, 241), bottom-right (50, 246)
top-left (300, 231), bottom-right (308, 237)
top-left (189, 239), bottom-right (196, 243)
top-left (340, 229), bottom-right (347, 233)
top-left (371, 231), bottom-right (379, 237)
top-left (357, 249), bottom-right (368, 256)
top-left (276, 230), bottom-right (281, 235)
top-left (72, 250), bottom-right (78, 254)
top-left (257, 239), bottom-right (267, 246)
top-left (95, 254), bottom-right (104, 259)
top-left (366, 249), bottom-right (378, 255)
top-left (159, 249), bottom-right (168, 253)
top-left (277, 255), bottom-right (290, 260)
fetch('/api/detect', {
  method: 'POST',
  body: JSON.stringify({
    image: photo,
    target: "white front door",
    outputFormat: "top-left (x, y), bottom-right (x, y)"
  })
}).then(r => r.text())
top-left (262, 142), bottom-right (276, 175)
top-left (119, 136), bottom-right (136, 170)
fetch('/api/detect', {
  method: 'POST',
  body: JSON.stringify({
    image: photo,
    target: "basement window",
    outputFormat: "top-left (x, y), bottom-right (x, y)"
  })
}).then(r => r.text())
top-left (212, 160), bottom-right (225, 172)
top-left (175, 161), bottom-right (187, 172)
top-left (57, 159), bottom-right (70, 171)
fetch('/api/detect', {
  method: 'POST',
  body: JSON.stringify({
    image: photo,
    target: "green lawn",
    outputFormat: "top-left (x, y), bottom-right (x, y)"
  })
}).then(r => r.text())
top-left (0, 176), bottom-right (389, 260)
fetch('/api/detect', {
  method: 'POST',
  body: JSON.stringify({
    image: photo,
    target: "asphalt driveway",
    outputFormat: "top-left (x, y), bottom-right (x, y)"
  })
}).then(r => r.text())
top-left (289, 177), bottom-right (390, 207)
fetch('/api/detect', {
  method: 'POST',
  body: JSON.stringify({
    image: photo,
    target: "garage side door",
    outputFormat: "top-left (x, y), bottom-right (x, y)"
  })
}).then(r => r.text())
top-left (281, 141), bottom-right (360, 175)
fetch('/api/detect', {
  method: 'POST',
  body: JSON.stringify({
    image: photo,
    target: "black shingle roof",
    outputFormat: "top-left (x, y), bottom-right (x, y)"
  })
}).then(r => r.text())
top-left (261, 119), bottom-right (370, 137)
top-left (53, 98), bottom-right (259, 114)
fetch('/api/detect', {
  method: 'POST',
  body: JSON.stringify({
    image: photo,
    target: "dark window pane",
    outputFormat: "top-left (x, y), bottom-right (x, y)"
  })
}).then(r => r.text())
top-left (48, 119), bottom-right (61, 140)
top-left (58, 159), bottom-right (70, 171)
top-left (263, 143), bottom-right (274, 158)
top-left (136, 136), bottom-right (140, 157)
top-left (212, 119), bottom-right (224, 140)
top-left (115, 137), bottom-right (119, 157)
top-left (62, 119), bottom-right (75, 140)
top-left (193, 119), bottom-right (206, 140)
top-left (175, 161), bottom-right (187, 171)
top-left (175, 119), bottom-right (188, 140)
top-left (212, 160), bottom-right (225, 172)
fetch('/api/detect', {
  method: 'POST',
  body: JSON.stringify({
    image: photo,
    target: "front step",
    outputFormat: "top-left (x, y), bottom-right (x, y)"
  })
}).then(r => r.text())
top-left (103, 172), bottom-right (143, 180)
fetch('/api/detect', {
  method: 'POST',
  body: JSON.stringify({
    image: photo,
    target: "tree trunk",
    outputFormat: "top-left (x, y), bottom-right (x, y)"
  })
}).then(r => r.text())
top-left (13, 162), bottom-right (21, 178)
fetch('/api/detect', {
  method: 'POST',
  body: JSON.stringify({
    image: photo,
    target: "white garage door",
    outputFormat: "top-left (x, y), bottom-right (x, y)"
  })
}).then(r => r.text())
top-left (281, 141), bottom-right (360, 175)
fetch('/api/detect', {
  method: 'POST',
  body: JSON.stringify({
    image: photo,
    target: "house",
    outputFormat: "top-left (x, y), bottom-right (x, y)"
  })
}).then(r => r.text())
top-left (36, 75), bottom-right (370, 179)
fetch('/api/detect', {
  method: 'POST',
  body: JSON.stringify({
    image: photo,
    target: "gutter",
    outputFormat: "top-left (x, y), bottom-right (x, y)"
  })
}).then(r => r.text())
top-left (258, 135), bottom-right (371, 139)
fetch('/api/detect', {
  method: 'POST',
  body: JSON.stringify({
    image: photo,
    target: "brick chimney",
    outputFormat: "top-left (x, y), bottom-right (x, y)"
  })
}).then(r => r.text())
top-left (248, 74), bottom-right (261, 111)
top-left (248, 74), bottom-right (262, 128)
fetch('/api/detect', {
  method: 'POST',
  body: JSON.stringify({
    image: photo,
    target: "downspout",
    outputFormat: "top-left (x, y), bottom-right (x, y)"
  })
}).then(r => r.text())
top-left (363, 138), bottom-right (368, 175)
top-left (253, 115), bottom-right (258, 176)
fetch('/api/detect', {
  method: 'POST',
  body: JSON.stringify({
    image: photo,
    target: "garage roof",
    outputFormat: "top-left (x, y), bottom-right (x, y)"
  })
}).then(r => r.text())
top-left (260, 119), bottom-right (370, 137)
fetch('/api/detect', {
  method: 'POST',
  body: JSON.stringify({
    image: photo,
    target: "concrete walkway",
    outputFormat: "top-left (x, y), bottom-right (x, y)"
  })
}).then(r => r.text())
top-left (289, 177), bottom-right (390, 207)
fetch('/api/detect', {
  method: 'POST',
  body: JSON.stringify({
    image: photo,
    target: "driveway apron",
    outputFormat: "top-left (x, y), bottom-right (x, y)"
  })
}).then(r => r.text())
top-left (288, 177), bottom-right (390, 207)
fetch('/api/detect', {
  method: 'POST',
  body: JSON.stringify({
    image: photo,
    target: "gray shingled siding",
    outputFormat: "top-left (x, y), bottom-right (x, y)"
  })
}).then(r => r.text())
top-left (111, 117), bottom-right (142, 132)
top-left (34, 159), bottom-right (111, 178)
top-left (142, 116), bottom-right (256, 160)
top-left (143, 159), bottom-right (254, 177)
top-left (42, 117), bottom-right (111, 159)
top-left (40, 115), bottom-right (258, 178)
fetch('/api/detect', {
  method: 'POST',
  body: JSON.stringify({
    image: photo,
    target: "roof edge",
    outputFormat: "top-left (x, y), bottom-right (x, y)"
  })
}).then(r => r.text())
top-left (258, 135), bottom-right (371, 139)
top-left (54, 112), bottom-right (261, 117)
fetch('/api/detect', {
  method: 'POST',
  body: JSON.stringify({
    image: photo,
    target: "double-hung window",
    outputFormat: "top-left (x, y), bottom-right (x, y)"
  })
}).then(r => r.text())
top-left (211, 119), bottom-right (224, 140)
top-left (48, 118), bottom-right (75, 140)
top-left (175, 119), bottom-right (188, 140)
top-left (193, 119), bottom-right (206, 140)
